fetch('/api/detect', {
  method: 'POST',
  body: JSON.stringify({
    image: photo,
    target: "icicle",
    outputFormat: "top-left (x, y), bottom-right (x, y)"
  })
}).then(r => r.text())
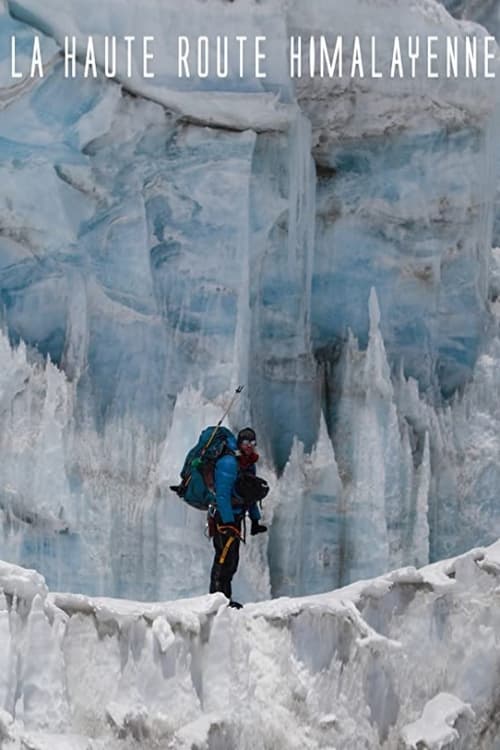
top-left (269, 438), bottom-right (307, 597)
top-left (305, 415), bottom-right (344, 592)
top-left (364, 287), bottom-right (392, 399)
top-left (20, 595), bottom-right (69, 730)
top-left (287, 110), bottom-right (315, 349)
top-left (61, 271), bottom-right (89, 382)
top-left (0, 591), bottom-right (12, 712)
top-left (412, 431), bottom-right (430, 568)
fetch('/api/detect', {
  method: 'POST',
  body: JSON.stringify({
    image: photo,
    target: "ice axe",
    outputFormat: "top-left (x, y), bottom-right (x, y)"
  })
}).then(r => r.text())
top-left (196, 385), bottom-right (244, 460)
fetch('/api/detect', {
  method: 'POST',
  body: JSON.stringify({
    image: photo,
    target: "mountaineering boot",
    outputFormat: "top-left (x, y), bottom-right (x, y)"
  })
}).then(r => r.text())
top-left (250, 519), bottom-right (267, 535)
top-left (229, 600), bottom-right (243, 609)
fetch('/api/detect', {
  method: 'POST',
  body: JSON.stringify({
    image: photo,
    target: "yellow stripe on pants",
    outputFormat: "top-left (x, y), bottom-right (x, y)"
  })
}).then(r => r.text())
top-left (219, 536), bottom-right (235, 564)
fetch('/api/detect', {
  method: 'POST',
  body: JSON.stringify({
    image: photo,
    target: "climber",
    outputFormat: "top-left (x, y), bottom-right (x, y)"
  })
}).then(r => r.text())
top-left (236, 427), bottom-right (260, 473)
top-left (209, 427), bottom-right (268, 609)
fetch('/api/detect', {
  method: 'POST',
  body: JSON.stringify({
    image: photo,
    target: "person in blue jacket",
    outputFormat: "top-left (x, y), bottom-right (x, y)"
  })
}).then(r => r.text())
top-left (209, 427), bottom-right (267, 608)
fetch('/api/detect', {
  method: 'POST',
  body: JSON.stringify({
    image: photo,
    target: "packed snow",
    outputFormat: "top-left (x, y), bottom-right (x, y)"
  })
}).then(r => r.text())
top-left (2, 543), bottom-right (500, 748)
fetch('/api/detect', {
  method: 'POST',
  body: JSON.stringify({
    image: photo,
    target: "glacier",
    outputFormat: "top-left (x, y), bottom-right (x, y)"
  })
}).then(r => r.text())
top-left (0, 0), bottom-right (499, 606)
top-left (2, 0), bottom-right (500, 746)
top-left (2, 543), bottom-right (500, 749)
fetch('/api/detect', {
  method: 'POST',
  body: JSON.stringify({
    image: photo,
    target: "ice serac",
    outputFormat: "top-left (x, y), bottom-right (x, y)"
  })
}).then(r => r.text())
top-left (321, 290), bottom-right (434, 587)
top-left (248, 110), bottom-right (319, 467)
top-left (0, 0), bottom-right (499, 600)
top-left (2, 546), bottom-right (500, 748)
top-left (293, 0), bottom-right (499, 394)
top-left (439, 0), bottom-right (500, 250)
top-left (269, 415), bottom-right (343, 597)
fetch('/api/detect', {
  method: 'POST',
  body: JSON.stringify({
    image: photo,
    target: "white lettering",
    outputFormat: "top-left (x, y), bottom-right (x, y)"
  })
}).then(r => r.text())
top-left (427, 36), bottom-right (439, 78)
top-left (320, 36), bottom-right (342, 78)
top-left (31, 35), bottom-right (44, 78)
top-left (351, 36), bottom-right (364, 78)
top-left (84, 37), bottom-right (97, 78)
top-left (371, 36), bottom-right (382, 78)
top-left (465, 36), bottom-right (477, 78)
top-left (124, 35), bottom-right (135, 78)
top-left (104, 36), bottom-right (116, 77)
top-left (236, 36), bottom-right (247, 78)
top-left (390, 36), bottom-right (404, 78)
top-left (143, 36), bottom-right (154, 78)
top-left (484, 36), bottom-right (495, 78)
top-left (446, 36), bottom-right (458, 78)
top-left (10, 35), bottom-right (22, 79)
top-left (408, 36), bottom-right (419, 78)
top-left (255, 36), bottom-right (266, 78)
top-left (309, 35), bottom-right (316, 77)
top-left (290, 35), bottom-right (302, 78)
top-left (178, 36), bottom-right (190, 77)
top-left (216, 36), bottom-right (228, 78)
top-left (197, 36), bottom-right (209, 78)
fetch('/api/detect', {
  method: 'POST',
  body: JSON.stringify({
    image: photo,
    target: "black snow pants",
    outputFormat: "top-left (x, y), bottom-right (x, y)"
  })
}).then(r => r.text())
top-left (209, 515), bottom-right (242, 599)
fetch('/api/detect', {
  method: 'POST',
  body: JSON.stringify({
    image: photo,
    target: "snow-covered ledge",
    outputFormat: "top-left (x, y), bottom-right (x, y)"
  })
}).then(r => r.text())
top-left (2, 542), bottom-right (500, 749)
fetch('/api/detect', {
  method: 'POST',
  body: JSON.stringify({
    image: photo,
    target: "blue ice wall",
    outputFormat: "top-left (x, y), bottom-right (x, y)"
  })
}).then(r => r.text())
top-left (0, 0), bottom-right (499, 599)
top-left (313, 127), bottom-right (494, 395)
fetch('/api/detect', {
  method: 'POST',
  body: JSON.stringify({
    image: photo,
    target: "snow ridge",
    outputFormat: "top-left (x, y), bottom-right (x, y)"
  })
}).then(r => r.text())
top-left (2, 544), bottom-right (500, 749)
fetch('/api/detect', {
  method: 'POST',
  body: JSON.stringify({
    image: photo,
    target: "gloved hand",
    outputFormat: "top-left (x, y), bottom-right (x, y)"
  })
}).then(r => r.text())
top-left (251, 519), bottom-right (268, 536)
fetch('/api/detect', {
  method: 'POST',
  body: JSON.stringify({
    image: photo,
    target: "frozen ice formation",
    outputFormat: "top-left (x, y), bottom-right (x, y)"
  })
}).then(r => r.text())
top-left (442, 0), bottom-right (500, 44)
top-left (1, 542), bottom-right (500, 749)
top-left (0, 0), bottom-right (499, 600)
top-left (3, 292), bottom-right (500, 603)
top-left (400, 693), bottom-right (475, 750)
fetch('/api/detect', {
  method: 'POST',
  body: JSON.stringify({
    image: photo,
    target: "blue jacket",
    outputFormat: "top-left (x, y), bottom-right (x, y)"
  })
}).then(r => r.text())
top-left (214, 439), bottom-right (261, 524)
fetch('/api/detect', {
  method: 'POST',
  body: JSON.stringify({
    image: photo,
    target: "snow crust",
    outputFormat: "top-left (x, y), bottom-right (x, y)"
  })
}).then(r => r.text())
top-left (401, 693), bottom-right (475, 750)
top-left (2, 543), bottom-right (500, 748)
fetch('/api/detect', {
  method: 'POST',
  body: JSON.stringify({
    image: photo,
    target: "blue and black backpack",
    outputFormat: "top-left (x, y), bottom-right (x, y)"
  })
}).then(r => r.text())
top-left (170, 426), bottom-right (235, 510)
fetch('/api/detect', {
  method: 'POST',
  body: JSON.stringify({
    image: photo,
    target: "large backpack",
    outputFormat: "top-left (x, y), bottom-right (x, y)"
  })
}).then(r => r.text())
top-left (171, 426), bottom-right (235, 511)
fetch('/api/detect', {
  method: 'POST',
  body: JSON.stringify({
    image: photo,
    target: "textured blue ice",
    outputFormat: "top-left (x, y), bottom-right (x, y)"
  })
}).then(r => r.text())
top-left (313, 127), bottom-right (494, 395)
top-left (0, 1), bottom-right (499, 600)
